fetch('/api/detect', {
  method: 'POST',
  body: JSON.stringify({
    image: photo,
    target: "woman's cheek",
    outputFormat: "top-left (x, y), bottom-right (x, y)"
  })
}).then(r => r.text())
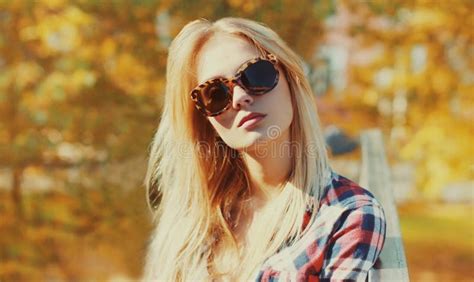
top-left (209, 113), bottom-right (233, 128)
top-left (208, 117), bottom-right (226, 137)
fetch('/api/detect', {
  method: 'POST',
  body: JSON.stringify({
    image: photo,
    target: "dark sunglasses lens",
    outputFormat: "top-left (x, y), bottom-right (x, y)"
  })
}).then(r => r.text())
top-left (241, 60), bottom-right (277, 93)
top-left (201, 82), bottom-right (231, 114)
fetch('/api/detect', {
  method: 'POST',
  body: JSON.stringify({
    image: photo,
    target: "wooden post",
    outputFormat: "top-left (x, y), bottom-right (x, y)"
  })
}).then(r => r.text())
top-left (360, 129), bottom-right (410, 282)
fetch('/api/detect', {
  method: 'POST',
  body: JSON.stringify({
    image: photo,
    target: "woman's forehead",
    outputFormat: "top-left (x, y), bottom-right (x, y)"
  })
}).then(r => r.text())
top-left (196, 33), bottom-right (260, 84)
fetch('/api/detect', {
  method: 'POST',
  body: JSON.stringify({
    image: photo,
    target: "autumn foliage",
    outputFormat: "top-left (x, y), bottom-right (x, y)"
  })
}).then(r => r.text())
top-left (0, 0), bottom-right (472, 280)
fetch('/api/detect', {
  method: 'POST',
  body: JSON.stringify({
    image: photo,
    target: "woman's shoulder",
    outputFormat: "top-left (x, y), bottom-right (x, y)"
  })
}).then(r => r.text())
top-left (300, 170), bottom-right (385, 232)
top-left (256, 170), bottom-right (387, 280)
top-left (317, 170), bottom-right (383, 211)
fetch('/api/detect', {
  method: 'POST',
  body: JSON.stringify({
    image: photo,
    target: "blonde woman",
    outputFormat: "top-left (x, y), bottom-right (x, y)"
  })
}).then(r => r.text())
top-left (143, 17), bottom-right (386, 281)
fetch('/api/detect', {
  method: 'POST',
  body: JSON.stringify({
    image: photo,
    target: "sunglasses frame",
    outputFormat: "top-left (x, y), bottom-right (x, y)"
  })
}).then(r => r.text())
top-left (190, 53), bottom-right (279, 117)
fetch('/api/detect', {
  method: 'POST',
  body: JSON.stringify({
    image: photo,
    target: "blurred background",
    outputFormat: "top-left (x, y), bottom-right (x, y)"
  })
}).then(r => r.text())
top-left (0, 0), bottom-right (472, 281)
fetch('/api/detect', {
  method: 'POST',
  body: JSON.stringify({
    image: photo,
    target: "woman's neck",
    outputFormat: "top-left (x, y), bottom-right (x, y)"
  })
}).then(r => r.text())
top-left (240, 130), bottom-right (292, 203)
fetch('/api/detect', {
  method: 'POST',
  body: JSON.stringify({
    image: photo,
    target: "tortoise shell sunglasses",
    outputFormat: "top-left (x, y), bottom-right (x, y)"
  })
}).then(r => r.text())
top-left (190, 53), bottom-right (279, 117)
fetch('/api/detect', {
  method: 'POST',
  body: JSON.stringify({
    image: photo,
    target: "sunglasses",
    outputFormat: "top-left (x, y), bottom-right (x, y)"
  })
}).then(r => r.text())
top-left (190, 53), bottom-right (279, 117)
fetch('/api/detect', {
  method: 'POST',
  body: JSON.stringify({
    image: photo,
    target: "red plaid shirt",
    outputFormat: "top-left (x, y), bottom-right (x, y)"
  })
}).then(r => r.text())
top-left (255, 171), bottom-right (387, 281)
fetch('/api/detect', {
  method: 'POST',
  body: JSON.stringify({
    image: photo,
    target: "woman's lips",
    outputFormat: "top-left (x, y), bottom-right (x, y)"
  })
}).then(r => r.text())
top-left (239, 113), bottom-right (267, 129)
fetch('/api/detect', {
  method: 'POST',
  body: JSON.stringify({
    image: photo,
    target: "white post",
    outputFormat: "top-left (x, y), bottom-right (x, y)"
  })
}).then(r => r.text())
top-left (360, 129), bottom-right (410, 282)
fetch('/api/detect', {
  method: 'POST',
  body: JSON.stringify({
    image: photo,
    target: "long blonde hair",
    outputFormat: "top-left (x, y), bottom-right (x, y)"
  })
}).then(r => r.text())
top-left (143, 17), bottom-right (330, 281)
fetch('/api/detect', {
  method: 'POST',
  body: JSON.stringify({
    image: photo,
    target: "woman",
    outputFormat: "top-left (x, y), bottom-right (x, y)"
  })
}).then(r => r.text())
top-left (143, 17), bottom-right (386, 281)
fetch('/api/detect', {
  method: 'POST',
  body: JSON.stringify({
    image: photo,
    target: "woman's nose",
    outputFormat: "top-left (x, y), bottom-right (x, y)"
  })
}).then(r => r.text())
top-left (232, 85), bottom-right (254, 110)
